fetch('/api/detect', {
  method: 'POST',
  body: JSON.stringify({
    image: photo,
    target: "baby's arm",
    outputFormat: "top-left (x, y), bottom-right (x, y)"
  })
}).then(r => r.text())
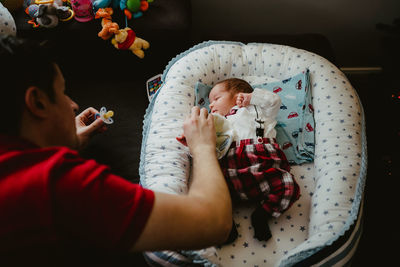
top-left (250, 88), bottom-right (282, 119)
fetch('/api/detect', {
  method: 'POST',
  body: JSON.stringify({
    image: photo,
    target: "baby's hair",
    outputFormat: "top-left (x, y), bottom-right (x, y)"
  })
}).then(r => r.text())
top-left (215, 78), bottom-right (253, 95)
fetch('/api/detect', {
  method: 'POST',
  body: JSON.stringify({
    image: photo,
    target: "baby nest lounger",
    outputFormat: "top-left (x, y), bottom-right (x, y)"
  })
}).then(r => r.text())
top-left (139, 41), bottom-right (367, 266)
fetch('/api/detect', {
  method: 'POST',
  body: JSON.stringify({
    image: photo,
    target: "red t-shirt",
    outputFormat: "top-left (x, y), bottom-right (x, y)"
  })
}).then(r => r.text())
top-left (0, 134), bottom-right (154, 254)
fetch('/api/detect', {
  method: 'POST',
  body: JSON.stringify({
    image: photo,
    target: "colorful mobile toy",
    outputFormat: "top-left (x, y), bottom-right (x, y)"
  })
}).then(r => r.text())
top-left (94, 3), bottom-right (151, 58)
top-left (95, 107), bottom-right (114, 124)
top-left (24, 0), bottom-right (75, 28)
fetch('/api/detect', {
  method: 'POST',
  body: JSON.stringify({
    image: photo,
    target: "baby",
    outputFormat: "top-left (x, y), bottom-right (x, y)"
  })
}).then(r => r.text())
top-left (178, 78), bottom-right (300, 242)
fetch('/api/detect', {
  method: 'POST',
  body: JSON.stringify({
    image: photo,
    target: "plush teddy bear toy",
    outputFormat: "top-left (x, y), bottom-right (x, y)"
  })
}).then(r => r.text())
top-left (111, 27), bottom-right (149, 58)
top-left (95, 7), bottom-right (120, 40)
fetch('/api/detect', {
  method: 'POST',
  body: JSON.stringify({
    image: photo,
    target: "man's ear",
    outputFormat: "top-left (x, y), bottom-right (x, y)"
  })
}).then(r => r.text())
top-left (24, 86), bottom-right (51, 118)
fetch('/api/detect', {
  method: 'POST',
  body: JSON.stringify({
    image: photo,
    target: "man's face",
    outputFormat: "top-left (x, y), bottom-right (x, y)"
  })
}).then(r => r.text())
top-left (48, 64), bottom-right (79, 148)
top-left (209, 83), bottom-right (237, 116)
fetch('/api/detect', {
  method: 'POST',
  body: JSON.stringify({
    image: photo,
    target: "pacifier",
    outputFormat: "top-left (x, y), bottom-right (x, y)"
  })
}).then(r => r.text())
top-left (95, 107), bottom-right (114, 124)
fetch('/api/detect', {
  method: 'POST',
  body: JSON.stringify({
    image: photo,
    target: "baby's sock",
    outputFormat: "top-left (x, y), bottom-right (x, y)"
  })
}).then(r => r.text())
top-left (251, 206), bottom-right (272, 241)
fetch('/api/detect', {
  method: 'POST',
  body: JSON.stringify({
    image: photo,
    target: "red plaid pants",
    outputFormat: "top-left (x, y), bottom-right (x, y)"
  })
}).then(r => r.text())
top-left (219, 138), bottom-right (300, 218)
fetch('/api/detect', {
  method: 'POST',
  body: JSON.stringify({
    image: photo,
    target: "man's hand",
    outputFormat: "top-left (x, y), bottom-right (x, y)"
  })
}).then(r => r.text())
top-left (75, 107), bottom-right (106, 149)
top-left (182, 107), bottom-right (216, 156)
top-left (236, 93), bottom-right (252, 107)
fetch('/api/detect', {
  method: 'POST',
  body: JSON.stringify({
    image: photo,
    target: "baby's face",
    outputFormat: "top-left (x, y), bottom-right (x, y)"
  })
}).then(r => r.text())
top-left (209, 83), bottom-right (237, 116)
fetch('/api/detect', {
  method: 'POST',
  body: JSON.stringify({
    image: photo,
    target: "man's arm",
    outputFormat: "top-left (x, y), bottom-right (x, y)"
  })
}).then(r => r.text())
top-left (131, 107), bottom-right (232, 251)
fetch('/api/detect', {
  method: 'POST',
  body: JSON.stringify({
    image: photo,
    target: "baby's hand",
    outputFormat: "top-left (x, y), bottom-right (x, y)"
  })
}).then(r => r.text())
top-left (236, 93), bottom-right (252, 107)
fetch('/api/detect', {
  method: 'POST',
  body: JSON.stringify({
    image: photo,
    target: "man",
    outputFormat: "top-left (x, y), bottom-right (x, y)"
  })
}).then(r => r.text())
top-left (0, 35), bottom-right (232, 264)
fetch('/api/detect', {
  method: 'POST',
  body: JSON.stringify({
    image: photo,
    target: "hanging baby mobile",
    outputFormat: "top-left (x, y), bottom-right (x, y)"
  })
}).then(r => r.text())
top-left (93, 0), bottom-right (151, 58)
top-left (23, 0), bottom-right (152, 58)
top-left (93, 0), bottom-right (152, 58)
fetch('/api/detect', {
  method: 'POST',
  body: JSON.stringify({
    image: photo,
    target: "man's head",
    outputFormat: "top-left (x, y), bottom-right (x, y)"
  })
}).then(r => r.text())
top-left (0, 34), bottom-right (79, 148)
top-left (209, 78), bottom-right (253, 116)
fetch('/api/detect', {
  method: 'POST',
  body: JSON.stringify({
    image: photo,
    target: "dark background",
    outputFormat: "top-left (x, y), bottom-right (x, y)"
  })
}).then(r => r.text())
top-left (8, 0), bottom-right (400, 265)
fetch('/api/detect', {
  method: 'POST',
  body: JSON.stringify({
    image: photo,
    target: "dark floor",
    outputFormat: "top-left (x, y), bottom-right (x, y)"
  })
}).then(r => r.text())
top-left (346, 71), bottom-right (399, 266)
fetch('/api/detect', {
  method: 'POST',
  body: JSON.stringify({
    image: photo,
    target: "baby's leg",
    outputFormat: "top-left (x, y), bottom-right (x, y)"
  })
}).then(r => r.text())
top-left (251, 206), bottom-right (272, 241)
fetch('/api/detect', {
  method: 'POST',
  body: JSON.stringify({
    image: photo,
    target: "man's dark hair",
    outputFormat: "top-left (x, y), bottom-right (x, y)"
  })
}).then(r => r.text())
top-left (0, 34), bottom-right (57, 135)
top-left (215, 78), bottom-right (254, 95)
